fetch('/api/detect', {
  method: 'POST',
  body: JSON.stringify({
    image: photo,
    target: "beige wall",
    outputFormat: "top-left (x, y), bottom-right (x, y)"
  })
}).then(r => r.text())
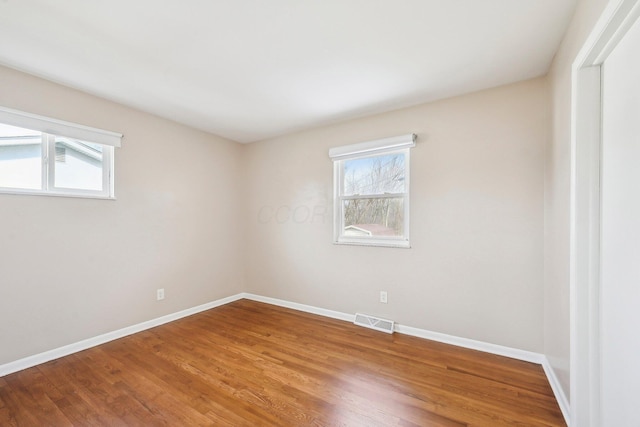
top-left (2, 18), bottom-right (592, 373)
top-left (0, 65), bottom-right (245, 365)
top-left (244, 77), bottom-right (548, 352)
top-left (545, 0), bottom-right (609, 399)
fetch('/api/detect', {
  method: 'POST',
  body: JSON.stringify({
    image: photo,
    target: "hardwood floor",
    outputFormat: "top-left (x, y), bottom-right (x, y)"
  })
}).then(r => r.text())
top-left (0, 299), bottom-right (565, 426)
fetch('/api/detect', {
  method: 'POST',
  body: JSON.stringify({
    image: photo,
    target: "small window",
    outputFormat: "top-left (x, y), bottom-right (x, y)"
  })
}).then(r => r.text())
top-left (330, 134), bottom-right (415, 248)
top-left (0, 107), bottom-right (122, 199)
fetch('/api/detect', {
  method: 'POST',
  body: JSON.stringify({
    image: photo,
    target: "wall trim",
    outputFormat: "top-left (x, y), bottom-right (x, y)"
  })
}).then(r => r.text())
top-left (0, 293), bottom-right (245, 377)
top-left (241, 293), bottom-right (355, 322)
top-left (242, 293), bottom-right (543, 363)
top-left (542, 358), bottom-right (572, 426)
top-left (570, 1), bottom-right (640, 426)
top-left (394, 324), bottom-right (543, 364)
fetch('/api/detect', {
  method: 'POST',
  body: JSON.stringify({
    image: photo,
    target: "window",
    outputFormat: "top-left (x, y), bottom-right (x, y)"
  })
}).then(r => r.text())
top-left (0, 106), bottom-right (122, 198)
top-left (330, 134), bottom-right (415, 248)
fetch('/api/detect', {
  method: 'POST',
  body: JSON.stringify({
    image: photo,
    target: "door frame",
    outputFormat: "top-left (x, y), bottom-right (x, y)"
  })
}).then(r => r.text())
top-left (570, 0), bottom-right (640, 425)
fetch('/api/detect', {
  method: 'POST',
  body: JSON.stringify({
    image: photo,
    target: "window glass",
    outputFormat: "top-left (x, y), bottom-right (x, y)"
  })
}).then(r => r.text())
top-left (54, 137), bottom-right (104, 191)
top-left (333, 149), bottom-right (411, 247)
top-left (343, 197), bottom-right (404, 237)
top-left (343, 153), bottom-right (405, 196)
top-left (0, 124), bottom-right (41, 190)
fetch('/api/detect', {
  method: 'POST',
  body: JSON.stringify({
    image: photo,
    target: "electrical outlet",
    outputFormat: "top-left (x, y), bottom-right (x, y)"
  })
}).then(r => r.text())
top-left (157, 288), bottom-right (165, 301)
top-left (380, 291), bottom-right (388, 304)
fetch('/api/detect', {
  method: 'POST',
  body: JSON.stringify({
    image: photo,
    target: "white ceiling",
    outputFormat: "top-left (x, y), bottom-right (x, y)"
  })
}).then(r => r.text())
top-left (0, 0), bottom-right (577, 143)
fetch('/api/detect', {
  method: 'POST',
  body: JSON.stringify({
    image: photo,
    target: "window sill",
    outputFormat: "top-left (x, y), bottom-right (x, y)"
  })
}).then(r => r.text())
top-left (0, 189), bottom-right (116, 200)
top-left (333, 239), bottom-right (411, 249)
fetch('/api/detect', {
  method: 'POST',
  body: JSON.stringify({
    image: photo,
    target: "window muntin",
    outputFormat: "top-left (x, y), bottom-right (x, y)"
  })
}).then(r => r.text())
top-left (331, 134), bottom-right (415, 248)
top-left (0, 107), bottom-right (121, 199)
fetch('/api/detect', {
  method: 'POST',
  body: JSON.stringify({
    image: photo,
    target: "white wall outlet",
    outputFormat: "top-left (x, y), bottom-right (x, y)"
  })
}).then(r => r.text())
top-left (380, 291), bottom-right (388, 304)
top-left (157, 288), bottom-right (165, 301)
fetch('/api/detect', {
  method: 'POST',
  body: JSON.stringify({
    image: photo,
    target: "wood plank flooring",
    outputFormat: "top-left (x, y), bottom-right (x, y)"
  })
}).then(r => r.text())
top-left (0, 299), bottom-right (566, 426)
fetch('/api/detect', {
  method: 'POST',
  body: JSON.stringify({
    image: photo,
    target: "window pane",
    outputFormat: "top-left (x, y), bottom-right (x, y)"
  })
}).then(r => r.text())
top-left (343, 197), bottom-right (404, 237)
top-left (53, 137), bottom-right (103, 191)
top-left (0, 124), bottom-right (42, 190)
top-left (343, 152), bottom-right (405, 196)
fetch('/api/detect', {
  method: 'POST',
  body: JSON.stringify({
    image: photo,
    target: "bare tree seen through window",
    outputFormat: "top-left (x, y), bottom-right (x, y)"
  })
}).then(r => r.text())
top-left (343, 153), bottom-right (405, 236)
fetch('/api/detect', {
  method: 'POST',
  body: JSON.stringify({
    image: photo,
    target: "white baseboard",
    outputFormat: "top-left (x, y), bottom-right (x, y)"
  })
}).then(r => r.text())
top-left (241, 293), bottom-right (355, 322)
top-left (542, 357), bottom-right (571, 426)
top-left (242, 293), bottom-right (543, 363)
top-left (0, 293), bottom-right (245, 377)
top-left (395, 324), bottom-right (544, 364)
top-left (0, 291), bottom-right (571, 427)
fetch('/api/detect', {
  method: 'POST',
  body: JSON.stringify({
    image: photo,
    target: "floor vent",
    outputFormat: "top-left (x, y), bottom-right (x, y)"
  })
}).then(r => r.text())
top-left (354, 313), bottom-right (395, 334)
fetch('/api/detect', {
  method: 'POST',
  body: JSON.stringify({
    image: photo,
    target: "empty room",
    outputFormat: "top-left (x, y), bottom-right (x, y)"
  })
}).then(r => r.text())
top-left (1, 0), bottom-right (639, 426)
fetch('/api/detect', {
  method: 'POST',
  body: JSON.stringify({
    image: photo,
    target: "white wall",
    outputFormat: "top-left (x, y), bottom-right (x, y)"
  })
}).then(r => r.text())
top-left (243, 78), bottom-right (548, 352)
top-left (0, 65), bottom-right (245, 365)
top-left (601, 15), bottom-right (640, 425)
top-left (545, 0), bottom-right (609, 400)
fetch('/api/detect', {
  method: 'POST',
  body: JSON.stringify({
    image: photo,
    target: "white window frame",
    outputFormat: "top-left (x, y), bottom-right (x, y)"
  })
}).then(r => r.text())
top-left (329, 134), bottom-right (415, 248)
top-left (0, 106), bottom-right (122, 199)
